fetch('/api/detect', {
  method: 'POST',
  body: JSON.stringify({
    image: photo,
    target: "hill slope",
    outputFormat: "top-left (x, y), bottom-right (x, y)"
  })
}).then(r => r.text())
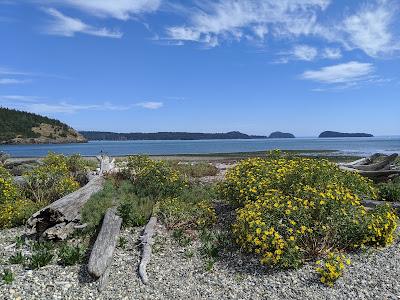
top-left (0, 107), bottom-right (87, 144)
top-left (80, 131), bottom-right (267, 141)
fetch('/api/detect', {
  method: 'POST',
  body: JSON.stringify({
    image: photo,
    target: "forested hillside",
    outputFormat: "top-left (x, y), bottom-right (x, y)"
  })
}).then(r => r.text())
top-left (0, 107), bottom-right (86, 144)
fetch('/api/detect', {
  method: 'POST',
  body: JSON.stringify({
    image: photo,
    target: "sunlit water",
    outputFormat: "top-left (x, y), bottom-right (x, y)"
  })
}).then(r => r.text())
top-left (1, 137), bottom-right (399, 157)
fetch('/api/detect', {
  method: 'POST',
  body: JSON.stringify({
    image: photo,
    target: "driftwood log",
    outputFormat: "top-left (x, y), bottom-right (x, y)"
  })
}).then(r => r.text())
top-left (27, 155), bottom-right (115, 240)
top-left (339, 153), bottom-right (399, 182)
top-left (139, 216), bottom-right (157, 284)
top-left (88, 208), bottom-right (122, 291)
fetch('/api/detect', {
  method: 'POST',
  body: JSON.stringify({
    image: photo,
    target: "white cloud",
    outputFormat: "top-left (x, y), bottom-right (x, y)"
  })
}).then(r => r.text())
top-left (339, 0), bottom-right (400, 57)
top-left (166, 0), bottom-right (331, 46)
top-left (136, 102), bottom-right (163, 109)
top-left (44, 8), bottom-right (122, 38)
top-left (0, 78), bottom-right (29, 84)
top-left (301, 61), bottom-right (374, 84)
top-left (292, 45), bottom-right (318, 61)
top-left (58, 0), bottom-right (161, 20)
top-left (322, 48), bottom-right (342, 59)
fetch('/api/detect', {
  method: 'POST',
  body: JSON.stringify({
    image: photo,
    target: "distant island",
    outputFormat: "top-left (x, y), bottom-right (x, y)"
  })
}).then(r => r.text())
top-left (0, 107), bottom-right (87, 144)
top-left (268, 131), bottom-right (295, 139)
top-left (319, 131), bottom-right (374, 138)
top-left (80, 131), bottom-right (267, 141)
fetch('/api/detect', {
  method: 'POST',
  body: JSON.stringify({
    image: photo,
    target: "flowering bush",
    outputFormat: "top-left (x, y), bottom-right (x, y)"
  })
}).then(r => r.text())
top-left (0, 165), bottom-right (40, 228)
top-left (120, 155), bottom-right (187, 198)
top-left (219, 156), bottom-right (377, 205)
top-left (221, 156), bottom-right (397, 281)
top-left (316, 252), bottom-right (351, 287)
top-left (23, 153), bottom-right (80, 204)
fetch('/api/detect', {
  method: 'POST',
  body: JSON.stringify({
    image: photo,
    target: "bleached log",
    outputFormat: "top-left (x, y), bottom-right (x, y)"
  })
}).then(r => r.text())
top-left (27, 155), bottom-right (114, 240)
top-left (339, 165), bottom-right (400, 181)
top-left (88, 208), bottom-right (122, 280)
top-left (362, 200), bottom-right (400, 210)
top-left (343, 154), bottom-right (398, 171)
top-left (139, 216), bottom-right (157, 284)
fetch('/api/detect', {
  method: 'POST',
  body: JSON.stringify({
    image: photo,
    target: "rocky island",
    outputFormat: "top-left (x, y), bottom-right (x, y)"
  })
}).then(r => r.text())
top-left (319, 131), bottom-right (374, 138)
top-left (268, 131), bottom-right (295, 138)
top-left (0, 107), bottom-right (87, 144)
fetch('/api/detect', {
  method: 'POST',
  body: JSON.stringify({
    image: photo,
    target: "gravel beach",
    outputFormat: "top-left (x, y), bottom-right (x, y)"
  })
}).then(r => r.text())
top-left (1, 223), bottom-right (400, 300)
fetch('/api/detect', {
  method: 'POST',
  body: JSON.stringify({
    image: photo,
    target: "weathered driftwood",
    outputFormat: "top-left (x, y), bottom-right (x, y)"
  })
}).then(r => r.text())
top-left (339, 153), bottom-right (400, 182)
top-left (362, 199), bottom-right (400, 211)
top-left (343, 154), bottom-right (398, 171)
top-left (88, 208), bottom-right (122, 290)
top-left (139, 216), bottom-right (157, 284)
top-left (27, 155), bottom-right (114, 240)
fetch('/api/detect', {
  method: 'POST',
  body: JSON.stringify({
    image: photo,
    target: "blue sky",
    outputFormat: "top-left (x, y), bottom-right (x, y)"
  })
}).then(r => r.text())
top-left (1, 0), bottom-right (399, 136)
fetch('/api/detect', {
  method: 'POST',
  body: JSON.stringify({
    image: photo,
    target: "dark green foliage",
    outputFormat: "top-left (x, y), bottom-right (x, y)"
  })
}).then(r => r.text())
top-left (58, 244), bottom-right (85, 266)
top-left (1, 269), bottom-right (14, 284)
top-left (378, 180), bottom-right (400, 202)
top-left (9, 252), bottom-right (25, 265)
top-left (28, 242), bottom-right (55, 269)
top-left (172, 228), bottom-right (192, 247)
top-left (0, 107), bottom-right (69, 142)
top-left (118, 237), bottom-right (128, 249)
top-left (118, 194), bottom-right (155, 227)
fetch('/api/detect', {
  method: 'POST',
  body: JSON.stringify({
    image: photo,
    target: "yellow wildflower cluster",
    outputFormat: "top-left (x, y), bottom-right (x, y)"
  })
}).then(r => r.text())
top-left (0, 165), bottom-right (18, 203)
top-left (123, 155), bottom-right (188, 198)
top-left (222, 155), bottom-right (397, 273)
top-left (0, 165), bottom-right (42, 228)
top-left (316, 252), bottom-right (351, 287)
top-left (220, 156), bottom-right (377, 205)
top-left (24, 157), bottom-right (80, 203)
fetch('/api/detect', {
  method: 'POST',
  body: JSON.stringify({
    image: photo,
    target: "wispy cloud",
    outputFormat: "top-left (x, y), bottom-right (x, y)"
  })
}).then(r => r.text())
top-left (136, 102), bottom-right (163, 109)
top-left (0, 78), bottom-right (30, 85)
top-left (44, 8), bottom-right (122, 38)
top-left (56, 0), bottom-right (161, 20)
top-left (339, 0), bottom-right (400, 57)
top-left (301, 61), bottom-right (375, 88)
top-left (0, 95), bottom-right (164, 113)
top-left (322, 48), bottom-right (342, 59)
top-left (165, 0), bottom-right (330, 47)
top-left (291, 44), bottom-right (318, 61)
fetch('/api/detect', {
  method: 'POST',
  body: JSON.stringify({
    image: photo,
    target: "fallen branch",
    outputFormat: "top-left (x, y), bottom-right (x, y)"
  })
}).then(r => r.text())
top-left (88, 208), bottom-right (122, 290)
top-left (343, 154), bottom-right (398, 171)
top-left (139, 216), bottom-right (157, 284)
top-left (27, 155), bottom-right (114, 240)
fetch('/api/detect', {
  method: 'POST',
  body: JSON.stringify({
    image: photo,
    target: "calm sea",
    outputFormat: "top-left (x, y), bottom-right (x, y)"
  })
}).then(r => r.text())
top-left (0, 137), bottom-right (399, 158)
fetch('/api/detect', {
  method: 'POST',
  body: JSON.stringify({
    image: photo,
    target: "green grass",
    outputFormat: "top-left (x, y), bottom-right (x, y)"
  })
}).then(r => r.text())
top-left (1, 269), bottom-right (14, 284)
top-left (9, 252), bottom-right (25, 265)
top-left (168, 161), bottom-right (219, 178)
top-left (58, 244), bottom-right (86, 266)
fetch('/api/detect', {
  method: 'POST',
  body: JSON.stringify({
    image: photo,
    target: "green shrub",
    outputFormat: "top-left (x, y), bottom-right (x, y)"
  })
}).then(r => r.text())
top-left (1, 269), bottom-right (14, 284)
top-left (219, 156), bottom-right (377, 205)
top-left (0, 165), bottom-right (42, 228)
top-left (81, 181), bottom-right (116, 231)
top-left (157, 196), bottom-right (216, 230)
top-left (169, 162), bottom-right (218, 178)
top-left (120, 155), bottom-right (187, 198)
top-left (172, 228), bottom-right (192, 246)
top-left (316, 252), bottom-right (351, 287)
top-left (58, 244), bottom-right (85, 266)
top-left (377, 181), bottom-right (400, 202)
top-left (117, 192), bottom-right (155, 227)
top-left (23, 153), bottom-right (80, 204)
top-left (223, 156), bottom-right (397, 278)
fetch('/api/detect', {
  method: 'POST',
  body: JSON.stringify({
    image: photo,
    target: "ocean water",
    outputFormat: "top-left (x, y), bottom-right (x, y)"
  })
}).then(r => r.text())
top-left (1, 137), bottom-right (399, 158)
